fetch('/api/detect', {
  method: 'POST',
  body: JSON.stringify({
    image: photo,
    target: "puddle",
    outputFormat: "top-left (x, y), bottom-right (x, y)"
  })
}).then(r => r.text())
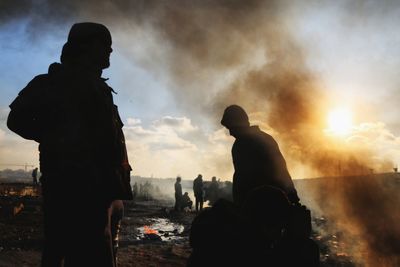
top-left (137, 218), bottom-right (185, 242)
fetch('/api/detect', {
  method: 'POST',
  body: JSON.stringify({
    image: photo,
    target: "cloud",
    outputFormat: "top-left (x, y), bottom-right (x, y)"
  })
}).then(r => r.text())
top-left (0, 107), bottom-right (8, 122)
top-left (0, 127), bottom-right (39, 169)
top-left (126, 117), bottom-right (141, 126)
top-left (153, 116), bottom-right (198, 133)
top-left (125, 116), bottom-right (198, 152)
top-left (0, 128), bottom-right (5, 142)
top-left (123, 116), bottom-right (232, 179)
top-left (346, 122), bottom-right (400, 168)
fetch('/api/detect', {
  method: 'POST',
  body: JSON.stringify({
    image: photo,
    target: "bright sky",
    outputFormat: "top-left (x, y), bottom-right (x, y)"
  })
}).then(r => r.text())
top-left (1, 1), bottom-right (400, 179)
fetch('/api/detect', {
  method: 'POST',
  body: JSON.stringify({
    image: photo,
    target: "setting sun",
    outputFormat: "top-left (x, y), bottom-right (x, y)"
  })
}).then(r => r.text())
top-left (327, 107), bottom-right (353, 136)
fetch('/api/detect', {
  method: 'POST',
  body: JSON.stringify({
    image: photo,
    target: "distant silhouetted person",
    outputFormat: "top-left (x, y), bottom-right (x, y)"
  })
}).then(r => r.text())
top-left (175, 176), bottom-right (183, 211)
top-left (207, 176), bottom-right (219, 206)
top-left (220, 105), bottom-right (299, 207)
top-left (193, 174), bottom-right (204, 212)
top-left (181, 192), bottom-right (193, 210)
top-left (32, 167), bottom-right (38, 185)
top-left (132, 182), bottom-right (138, 200)
top-left (7, 22), bottom-right (133, 267)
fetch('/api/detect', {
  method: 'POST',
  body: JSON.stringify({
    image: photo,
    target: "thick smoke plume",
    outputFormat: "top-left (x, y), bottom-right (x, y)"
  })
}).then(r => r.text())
top-left (2, 0), bottom-right (400, 265)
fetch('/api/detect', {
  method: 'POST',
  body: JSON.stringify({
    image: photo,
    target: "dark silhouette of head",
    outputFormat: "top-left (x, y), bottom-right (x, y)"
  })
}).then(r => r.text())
top-left (176, 176), bottom-right (182, 182)
top-left (60, 22), bottom-right (113, 70)
top-left (212, 176), bottom-right (217, 182)
top-left (221, 105), bottom-right (250, 137)
top-left (197, 174), bottom-right (202, 180)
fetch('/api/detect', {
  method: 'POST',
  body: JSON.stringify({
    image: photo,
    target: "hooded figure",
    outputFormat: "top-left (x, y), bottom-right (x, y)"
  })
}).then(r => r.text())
top-left (221, 105), bottom-right (299, 207)
top-left (7, 22), bottom-right (132, 267)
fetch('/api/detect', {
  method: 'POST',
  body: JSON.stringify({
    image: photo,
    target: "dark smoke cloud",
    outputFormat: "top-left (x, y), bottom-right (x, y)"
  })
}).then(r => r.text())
top-left (305, 174), bottom-right (400, 266)
top-left (2, 0), bottom-right (400, 265)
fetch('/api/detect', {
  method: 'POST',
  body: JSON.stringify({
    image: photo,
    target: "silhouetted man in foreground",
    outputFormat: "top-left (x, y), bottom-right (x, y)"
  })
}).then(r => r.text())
top-left (220, 105), bottom-right (299, 207)
top-left (7, 22), bottom-right (132, 267)
top-left (193, 174), bottom-right (204, 211)
top-left (188, 105), bottom-right (319, 266)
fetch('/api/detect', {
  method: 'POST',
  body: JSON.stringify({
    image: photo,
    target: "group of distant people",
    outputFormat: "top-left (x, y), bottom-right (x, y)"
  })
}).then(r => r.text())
top-left (7, 22), bottom-right (319, 267)
top-left (174, 174), bottom-right (221, 212)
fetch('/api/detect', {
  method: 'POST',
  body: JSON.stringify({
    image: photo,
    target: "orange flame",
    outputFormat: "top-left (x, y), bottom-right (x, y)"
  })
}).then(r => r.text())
top-left (144, 225), bottom-right (158, 235)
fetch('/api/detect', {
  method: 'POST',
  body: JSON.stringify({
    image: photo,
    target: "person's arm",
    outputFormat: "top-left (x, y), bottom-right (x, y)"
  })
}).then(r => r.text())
top-left (264, 137), bottom-right (300, 204)
top-left (7, 106), bottom-right (40, 141)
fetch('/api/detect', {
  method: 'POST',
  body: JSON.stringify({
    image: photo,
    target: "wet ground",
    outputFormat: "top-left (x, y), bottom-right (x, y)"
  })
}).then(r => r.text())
top-left (0, 197), bottom-right (196, 267)
top-left (117, 200), bottom-right (195, 267)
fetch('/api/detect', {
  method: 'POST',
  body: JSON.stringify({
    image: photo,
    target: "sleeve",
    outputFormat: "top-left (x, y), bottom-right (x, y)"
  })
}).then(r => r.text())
top-left (111, 104), bottom-right (133, 200)
top-left (268, 139), bottom-right (300, 203)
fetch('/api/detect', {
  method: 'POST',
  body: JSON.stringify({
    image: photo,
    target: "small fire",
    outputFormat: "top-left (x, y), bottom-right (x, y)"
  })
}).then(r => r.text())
top-left (144, 225), bottom-right (158, 235)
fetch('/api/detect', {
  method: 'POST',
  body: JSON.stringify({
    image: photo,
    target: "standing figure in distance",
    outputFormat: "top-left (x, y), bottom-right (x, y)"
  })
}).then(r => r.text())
top-left (7, 22), bottom-right (133, 267)
top-left (132, 182), bottom-right (138, 201)
top-left (193, 174), bottom-right (204, 212)
top-left (207, 176), bottom-right (219, 206)
top-left (32, 167), bottom-right (39, 185)
top-left (174, 176), bottom-right (183, 211)
top-left (220, 105), bottom-right (299, 207)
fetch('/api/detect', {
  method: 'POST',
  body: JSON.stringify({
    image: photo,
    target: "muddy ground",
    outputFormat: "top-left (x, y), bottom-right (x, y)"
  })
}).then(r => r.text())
top-left (0, 197), bottom-right (196, 267)
top-left (0, 194), bottom-right (356, 267)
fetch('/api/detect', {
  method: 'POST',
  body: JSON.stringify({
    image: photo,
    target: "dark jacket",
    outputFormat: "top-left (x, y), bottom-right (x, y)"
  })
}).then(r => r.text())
top-left (193, 177), bottom-right (204, 198)
top-left (232, 126), bottom-right (298, 206)
top-left (7, 63), bottom-right (132, 201)
top-left (175, 182), bottom-right (182, 197)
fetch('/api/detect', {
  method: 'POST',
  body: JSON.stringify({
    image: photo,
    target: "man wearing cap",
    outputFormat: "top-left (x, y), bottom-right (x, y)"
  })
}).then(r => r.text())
top-left (220, 105), bottom-right (299, 207)
top-left (7, 22), bottom-right (132, 266)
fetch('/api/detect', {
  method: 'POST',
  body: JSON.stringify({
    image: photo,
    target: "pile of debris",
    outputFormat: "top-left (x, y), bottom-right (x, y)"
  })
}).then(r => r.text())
top-left (312, 217), bottom-right (356, 267)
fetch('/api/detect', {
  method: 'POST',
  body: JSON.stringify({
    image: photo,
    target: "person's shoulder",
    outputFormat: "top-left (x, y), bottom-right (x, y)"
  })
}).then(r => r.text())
top-left (27, 73), bottom-right (50, 86)
top-left (24, 62), bottom-right (65, 90)
top-left (17, 73), bottom-right (50, 98)
top-left (252, 126), bottom-right (275, 141)
top-left (250, 126), bottom-right (279, 147)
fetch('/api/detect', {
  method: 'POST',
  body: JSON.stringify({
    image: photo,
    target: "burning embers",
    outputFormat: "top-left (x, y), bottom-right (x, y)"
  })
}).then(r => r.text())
top-left (0, 184), bottom-right (41, 217)
top-left (144, 225), bottom-right (158, 235)
top-left (0, 184), bottom-right (40, 197)
top-left (137, 218), bottom-right (185, 242)
top-left (143, 225), bottom-right (162, 241)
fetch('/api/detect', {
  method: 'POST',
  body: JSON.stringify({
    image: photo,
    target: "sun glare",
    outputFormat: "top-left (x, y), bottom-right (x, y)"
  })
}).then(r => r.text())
top-left (327, 107), bottom-right (353, 136)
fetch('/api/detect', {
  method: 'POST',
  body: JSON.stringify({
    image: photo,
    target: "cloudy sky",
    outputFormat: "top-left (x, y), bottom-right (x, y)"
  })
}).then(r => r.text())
top-left (1, 0), bottom-right (400, 180)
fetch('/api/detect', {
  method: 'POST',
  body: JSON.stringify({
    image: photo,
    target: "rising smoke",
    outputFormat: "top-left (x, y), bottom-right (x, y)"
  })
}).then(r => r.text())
top-left (2, 0), bottom-right (400, 265)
